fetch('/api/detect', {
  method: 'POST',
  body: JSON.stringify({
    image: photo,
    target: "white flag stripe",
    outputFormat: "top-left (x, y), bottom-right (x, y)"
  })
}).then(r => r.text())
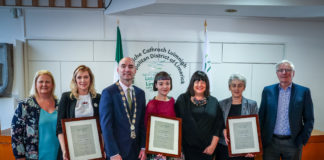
top-left (202, 21), bottom-right (213, 91)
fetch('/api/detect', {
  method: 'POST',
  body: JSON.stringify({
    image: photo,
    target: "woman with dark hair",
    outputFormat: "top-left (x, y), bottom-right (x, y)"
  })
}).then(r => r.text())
top-left (57, 65), bottom-right (101, 160)
top-left (175, 71), bottom-right (224, 160)
top-left (144, 71), bottom-right (177, 160)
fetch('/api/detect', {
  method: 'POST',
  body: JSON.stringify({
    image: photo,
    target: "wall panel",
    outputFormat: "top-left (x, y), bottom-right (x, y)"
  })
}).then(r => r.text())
top-left (60, 62), bottom-right (114, 94)
top-left (94, 41), bottom-right (115, 61)
top-left (28, 40), bottom-right (93, 61)
top-left (223, 43), bottom-right (284, 63)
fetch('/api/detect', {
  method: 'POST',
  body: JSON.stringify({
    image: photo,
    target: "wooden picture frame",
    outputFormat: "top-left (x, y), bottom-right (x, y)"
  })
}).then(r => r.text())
top-left (145, 114), bottom-right (182, 158)
top-left (226, 114), bottom-right (263, 157)
top-left (62, 116), bottom-right (104, 160)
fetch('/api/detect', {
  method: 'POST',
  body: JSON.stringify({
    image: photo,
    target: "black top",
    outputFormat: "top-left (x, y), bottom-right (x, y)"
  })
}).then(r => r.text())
top-left (190, 101), bottom-right (207, 122)
top-left (228, 104), bottom-right (242, 117)
top-left (56, 91), bottom-right (101, 135)
top-left (175, 93), bottom-right (225, 150)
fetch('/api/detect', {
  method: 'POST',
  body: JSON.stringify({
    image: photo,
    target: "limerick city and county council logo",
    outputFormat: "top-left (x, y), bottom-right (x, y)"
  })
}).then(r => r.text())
top-left (142, 61), bottom-right (165, 90)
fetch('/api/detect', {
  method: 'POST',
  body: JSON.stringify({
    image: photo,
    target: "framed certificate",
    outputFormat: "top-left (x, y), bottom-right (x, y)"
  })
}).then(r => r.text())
top-left (62, 116), bottom-right (104, 160)
top-left (226, 115), bottom-right (263, 157)
top-left (145, 114), bottom-right (182, 158)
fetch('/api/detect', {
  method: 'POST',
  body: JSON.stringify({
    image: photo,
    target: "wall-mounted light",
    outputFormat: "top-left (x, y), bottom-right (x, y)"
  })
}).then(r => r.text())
top-left (225, 9), bottom-right (237, 13)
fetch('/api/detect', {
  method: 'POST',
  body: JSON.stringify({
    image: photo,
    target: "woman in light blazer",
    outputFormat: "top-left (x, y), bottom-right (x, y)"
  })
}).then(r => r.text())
top-left (215, 73), bottom-right (258, 160)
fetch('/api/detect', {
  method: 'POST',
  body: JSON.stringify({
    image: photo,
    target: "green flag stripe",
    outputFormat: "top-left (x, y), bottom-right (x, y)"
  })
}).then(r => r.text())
top-left (115, 26), bottom-right (123, 63)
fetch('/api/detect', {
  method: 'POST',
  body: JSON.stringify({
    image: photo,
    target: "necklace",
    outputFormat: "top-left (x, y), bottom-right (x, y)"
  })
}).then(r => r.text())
top-left (116, 82), bottom-right (137, 139)
top-left (191, 96), bottom-right (207, 106)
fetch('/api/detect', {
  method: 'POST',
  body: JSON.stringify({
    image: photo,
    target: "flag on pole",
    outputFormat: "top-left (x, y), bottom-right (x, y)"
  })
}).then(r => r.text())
top-left (114, 24), bottom-right (124, 82)
top-left (202, 20), bottom-right (213, 90)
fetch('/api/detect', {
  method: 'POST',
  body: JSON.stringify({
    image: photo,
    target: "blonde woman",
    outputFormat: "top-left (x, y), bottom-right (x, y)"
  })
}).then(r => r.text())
top-left (11, 70), bottom-right (59, 160)
top-left (57, 65), bottom-right (101, 160)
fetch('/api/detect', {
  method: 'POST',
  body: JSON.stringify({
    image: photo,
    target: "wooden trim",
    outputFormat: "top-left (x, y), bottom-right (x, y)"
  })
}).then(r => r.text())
top-left (0, 136), bottom-right (14, 160)
top-left (0, 0), bottom-right (5, 6)
top-left (49, 0), bottom-right (55, 7)
top-left (65, 0), bottom-right (71, 8)
top-left (81, 0), bottom-right (87, 8)
top-left (308, 135), bottom-right (324, 143)
top-left (145, 114), bottom-right (182, 158)
top-left (226, 115), bottom-right (263, 157)
top-left (0, 136), bottom-right (11, 143)
top-left (32, 0), bottom-right (38, 6)
top-left (62, 116), bottom-right (104, 159)
top-left (98, 0), bottom-right (103, 8)
top-left (15, 0), bottom-right (22, 6)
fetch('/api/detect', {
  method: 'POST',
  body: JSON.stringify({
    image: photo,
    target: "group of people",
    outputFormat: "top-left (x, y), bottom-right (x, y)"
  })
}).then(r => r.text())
top-left (11, 57), bottom-right (314, 160)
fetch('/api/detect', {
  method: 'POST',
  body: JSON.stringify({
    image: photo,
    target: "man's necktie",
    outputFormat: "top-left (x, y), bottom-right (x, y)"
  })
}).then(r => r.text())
top-left (127, 88), bottom-right (132, 110)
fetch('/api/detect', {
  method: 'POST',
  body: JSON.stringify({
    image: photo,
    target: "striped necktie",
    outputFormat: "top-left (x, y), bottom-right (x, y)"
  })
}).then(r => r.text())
top-left (127, 88), bottom-right (132, 110)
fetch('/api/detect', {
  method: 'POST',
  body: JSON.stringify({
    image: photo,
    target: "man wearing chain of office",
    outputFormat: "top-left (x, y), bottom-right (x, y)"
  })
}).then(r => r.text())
top-left (100, 57), bottom-right (146, 160)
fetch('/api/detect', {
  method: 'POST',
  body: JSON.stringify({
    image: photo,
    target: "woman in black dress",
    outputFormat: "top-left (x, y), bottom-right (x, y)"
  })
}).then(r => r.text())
top-left (175, 71), bottom-right (224, 160)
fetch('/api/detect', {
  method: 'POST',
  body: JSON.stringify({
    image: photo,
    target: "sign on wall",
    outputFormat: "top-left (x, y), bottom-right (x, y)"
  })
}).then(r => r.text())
top-left (132, 46), bottom-right (189, 101)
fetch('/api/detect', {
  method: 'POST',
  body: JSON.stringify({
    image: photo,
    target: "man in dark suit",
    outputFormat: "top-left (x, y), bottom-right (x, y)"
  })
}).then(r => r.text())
top-left (99, 57), bottom-right (146, 160)
top-left (259, 60), bottom-right (314, 160)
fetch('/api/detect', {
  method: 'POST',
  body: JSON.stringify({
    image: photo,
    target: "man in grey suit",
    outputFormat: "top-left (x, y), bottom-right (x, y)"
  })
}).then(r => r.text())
top-left (259, 60), bottom-right (314, 160)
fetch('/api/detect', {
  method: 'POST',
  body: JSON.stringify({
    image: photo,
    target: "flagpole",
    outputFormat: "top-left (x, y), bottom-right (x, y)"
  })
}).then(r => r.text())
top-left (204, 20), bottom-right (207, 33)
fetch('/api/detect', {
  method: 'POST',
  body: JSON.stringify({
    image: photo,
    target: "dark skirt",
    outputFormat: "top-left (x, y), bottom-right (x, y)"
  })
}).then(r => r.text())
top-left (183, 146), bottom-right (213, 160)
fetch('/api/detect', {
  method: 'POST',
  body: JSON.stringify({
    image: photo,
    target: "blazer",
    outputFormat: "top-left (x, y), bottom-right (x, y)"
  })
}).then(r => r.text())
top-left (56, 91), bottom-right (101, 135)
top-left (259, 83), bottom-right (314, 148)
top-left (99, 83), bottom-right (146, 159)
top-left (218, 97), bottom-right (258, 145)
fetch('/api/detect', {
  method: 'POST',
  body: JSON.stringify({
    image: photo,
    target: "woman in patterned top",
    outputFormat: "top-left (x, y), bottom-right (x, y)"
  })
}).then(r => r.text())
top-left (11, 70), bottom-right (59, 160)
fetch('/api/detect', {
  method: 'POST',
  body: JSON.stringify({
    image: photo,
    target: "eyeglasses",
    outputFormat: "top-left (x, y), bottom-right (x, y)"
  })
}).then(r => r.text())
top-left (230, 84), bottom-right (245, 88)
top-left (277, 69), bottom-right (293, 73)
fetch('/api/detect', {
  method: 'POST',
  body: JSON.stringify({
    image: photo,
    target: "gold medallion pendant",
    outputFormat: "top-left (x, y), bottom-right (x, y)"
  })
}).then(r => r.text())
top-left (131, 130), bottom-right (136, 139)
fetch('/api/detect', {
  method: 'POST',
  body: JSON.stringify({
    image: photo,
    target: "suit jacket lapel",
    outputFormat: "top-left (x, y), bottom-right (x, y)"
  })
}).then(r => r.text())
top-left (224, 98), bottom-right (232, 121)
top-left (241, 97), bottom-right (248, 115)
top-left (114, 83), bottom-right (129, 116)
top-left (70, 97), bottom-right (77, 118)
top-left (120, 83), bottom-right (135, 117)
top-left (272, 84), bottom-right (280, 122)
top-left (288, 83), bottom-right (296, 122)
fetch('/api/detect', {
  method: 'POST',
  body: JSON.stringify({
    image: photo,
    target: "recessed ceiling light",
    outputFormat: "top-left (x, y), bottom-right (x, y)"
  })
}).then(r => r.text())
top-left (225, 9), bottom-right (237, 13)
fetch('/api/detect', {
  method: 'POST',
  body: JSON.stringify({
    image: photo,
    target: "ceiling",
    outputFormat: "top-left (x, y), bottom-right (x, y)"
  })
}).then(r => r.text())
top-left (104, 0), bottom-right (324, 21)
top-left (2, 0), bottom-right (324, 21)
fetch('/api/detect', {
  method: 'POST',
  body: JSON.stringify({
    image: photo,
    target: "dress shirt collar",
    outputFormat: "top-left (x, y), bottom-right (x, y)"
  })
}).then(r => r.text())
top-left (278, 83), bottom-right (292, 91)
top-left (119, 81), bottom-right (134, 92)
